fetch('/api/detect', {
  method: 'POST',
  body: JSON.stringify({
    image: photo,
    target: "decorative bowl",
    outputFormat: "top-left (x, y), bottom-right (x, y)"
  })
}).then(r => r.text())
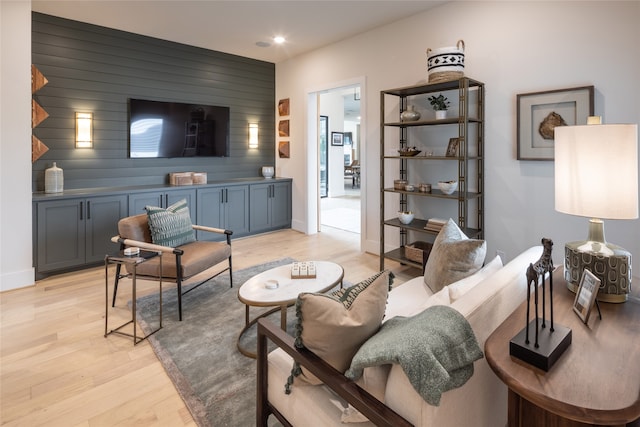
top-left (404, 184), bottom-right (415, 191)
top-left (438, 180), bottom-right (458, 195)
top-left (398, 211), bottom-right (415, 224)
top-left (398, 148), bottom-right (421, 157)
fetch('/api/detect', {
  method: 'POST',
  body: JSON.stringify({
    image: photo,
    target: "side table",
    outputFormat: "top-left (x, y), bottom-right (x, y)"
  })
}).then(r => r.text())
top-left (485, 267), bottom-right (640, 426)
top-left (105, 249), bottom-right (163, 345)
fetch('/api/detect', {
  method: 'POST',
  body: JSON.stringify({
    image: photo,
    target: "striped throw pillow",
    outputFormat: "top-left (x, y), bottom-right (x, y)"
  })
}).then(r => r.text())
top-left (145, 199), bottom-right (196, 247)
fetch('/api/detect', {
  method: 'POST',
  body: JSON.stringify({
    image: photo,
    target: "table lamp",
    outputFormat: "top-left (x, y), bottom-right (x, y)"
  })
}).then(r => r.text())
top-left (554, 118), bottom-right (638, 302)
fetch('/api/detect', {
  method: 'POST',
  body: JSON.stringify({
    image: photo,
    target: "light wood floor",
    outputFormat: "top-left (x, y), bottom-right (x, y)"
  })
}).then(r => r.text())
top-left (0, 227), bottom-right (419, 427)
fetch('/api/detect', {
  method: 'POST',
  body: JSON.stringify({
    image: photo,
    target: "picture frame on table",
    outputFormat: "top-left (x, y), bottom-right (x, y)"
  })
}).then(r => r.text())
top-left (573, 269), bottom-right (600, 324)
top-left (331, 131), bottom-right (344, 146)
top-left (517, 86), bottom-right (594, 160)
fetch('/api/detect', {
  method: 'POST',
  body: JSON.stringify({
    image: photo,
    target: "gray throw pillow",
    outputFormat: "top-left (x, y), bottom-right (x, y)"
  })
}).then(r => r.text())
top-left (145, 198), bottom-right (196, 247)
top-left (424, 218), bottom-right (486, 293)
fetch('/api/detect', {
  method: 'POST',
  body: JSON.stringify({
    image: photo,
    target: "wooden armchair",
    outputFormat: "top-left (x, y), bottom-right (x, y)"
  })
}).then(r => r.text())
top-left (110, 213), bottom-right (233, 321)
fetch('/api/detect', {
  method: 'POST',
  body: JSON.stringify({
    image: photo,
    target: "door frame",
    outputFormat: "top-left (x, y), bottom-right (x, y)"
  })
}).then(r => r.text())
top-left (305, 76), bottom-right (366, 247)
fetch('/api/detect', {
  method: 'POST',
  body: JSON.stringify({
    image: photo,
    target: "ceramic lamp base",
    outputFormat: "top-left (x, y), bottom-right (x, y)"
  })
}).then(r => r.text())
top-left (564, 243), bottom-right (631, 303)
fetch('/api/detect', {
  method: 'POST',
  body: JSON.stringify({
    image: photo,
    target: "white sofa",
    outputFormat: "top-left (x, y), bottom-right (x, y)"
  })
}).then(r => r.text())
top-left (257, 246), bottom-right (544, 426)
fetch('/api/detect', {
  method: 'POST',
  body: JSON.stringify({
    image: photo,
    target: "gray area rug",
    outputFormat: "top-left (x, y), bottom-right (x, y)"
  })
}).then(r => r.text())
top-left (135, 258), bottom-right (298, 427)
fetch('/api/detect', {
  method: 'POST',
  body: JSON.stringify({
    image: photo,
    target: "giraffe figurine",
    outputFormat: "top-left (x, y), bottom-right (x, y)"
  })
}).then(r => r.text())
top-left (524, 238), bottom-right (555, 348)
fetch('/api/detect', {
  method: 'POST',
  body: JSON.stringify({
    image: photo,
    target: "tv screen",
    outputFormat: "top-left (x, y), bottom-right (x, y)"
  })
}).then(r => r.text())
top-left (128, 99), bottom-right (230, 158)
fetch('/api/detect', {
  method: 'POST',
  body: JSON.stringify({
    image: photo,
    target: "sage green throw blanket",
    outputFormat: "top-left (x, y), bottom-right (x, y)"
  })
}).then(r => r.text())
top-left (345, 305), bottom-right (483, 406)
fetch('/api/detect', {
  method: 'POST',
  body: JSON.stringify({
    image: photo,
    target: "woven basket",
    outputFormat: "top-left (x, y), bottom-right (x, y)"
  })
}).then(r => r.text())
top-left (405, 241), bottom-right (433, 264)
top-left (426, 40), bottom-right (465, 83)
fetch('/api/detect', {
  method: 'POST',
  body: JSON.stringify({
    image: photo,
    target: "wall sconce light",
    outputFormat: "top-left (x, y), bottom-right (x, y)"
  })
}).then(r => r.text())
top-left (75, 112), bottom-right (93, 148)
top-left (249, 123), bottom-right (259, 148)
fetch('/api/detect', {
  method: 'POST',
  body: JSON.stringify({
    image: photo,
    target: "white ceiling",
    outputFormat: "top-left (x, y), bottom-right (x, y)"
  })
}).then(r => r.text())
top-left (32, 0), bottom-right (446, 64)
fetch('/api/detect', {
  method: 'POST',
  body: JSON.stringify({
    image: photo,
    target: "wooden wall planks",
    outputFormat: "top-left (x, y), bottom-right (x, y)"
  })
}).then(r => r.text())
top-left (31, 12), bottom-right (275, 191)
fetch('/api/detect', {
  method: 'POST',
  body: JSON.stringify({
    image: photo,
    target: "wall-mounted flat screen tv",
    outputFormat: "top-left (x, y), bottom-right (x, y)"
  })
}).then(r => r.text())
top-left (128, 99), bottom-right (230, 158)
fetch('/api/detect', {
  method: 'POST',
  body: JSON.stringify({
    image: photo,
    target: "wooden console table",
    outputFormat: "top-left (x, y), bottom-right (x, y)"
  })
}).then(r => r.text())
top-left (485, 267), bottom-right (640, 427)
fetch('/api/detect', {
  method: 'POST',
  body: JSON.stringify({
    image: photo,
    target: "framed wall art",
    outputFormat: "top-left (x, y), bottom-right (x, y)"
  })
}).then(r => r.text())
top-left (517, 86), bottom-right (594, 160)
top-left (331, 131), bottom-right (344, 146)
top-left (573, 269), bottom-right (600, 324)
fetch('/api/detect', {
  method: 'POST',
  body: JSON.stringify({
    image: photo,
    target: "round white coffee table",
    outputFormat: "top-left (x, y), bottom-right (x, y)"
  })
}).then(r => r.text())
top-left (237, 261), bottom-right (344, 358)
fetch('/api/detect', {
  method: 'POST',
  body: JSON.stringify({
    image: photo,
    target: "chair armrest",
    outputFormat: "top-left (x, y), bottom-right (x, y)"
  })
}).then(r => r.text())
top-left (192, 224), bottom-right (233, 236)
top-left (256, 318), bottom-right (412, 427)
top-left (111, 235), bottom-right (184, 255)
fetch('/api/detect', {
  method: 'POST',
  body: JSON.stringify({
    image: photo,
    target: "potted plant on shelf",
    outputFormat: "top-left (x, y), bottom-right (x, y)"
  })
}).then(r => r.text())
top-left (428, 94), bottom-right (450, 120)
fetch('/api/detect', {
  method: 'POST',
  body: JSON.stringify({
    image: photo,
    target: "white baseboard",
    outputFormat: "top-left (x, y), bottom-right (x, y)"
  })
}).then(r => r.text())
top-left (0, 267), bottom-right (35, 292)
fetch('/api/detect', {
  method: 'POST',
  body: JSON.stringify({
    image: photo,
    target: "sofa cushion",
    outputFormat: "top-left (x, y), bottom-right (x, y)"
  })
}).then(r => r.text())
top-left (145, 198), bottom-right (196, 247)
top-left (448, 255), bottom-right (503, 302)
top-left (287, 270), bottom-right (391, 387)
top-left (424, 219), bottom-right (486, 293)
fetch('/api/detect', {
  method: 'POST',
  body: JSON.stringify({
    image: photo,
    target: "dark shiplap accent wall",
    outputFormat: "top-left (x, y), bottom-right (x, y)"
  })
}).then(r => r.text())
top-left (31, 12), bottom-right (275, 191)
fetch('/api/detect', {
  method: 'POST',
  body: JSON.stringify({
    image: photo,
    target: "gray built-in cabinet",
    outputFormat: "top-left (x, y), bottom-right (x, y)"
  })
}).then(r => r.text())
top-left (196, 184), bottom-right (250, 241)
top-left (249, 181), bottom-right (292, 233)
top-left (33, 178), bottom-right (292, 278)
top-left (35, 195), bottom-right (127, 275)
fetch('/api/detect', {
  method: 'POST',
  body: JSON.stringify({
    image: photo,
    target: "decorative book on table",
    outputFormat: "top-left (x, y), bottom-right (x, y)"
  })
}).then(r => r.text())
top-left (291, 261), bottom-right (317, 279)
top-left (425, 218), bottom-right (447, 232)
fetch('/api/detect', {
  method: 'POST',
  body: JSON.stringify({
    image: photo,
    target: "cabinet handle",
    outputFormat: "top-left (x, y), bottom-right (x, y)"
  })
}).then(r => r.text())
top-left (225, 188), bottom-right (228, 203)
top-left (164, 194), bottom-right (168, 207)
top-left (79, 201), bottom-right (83, 220)
top-left (87, 201), bottom-right (91, 219)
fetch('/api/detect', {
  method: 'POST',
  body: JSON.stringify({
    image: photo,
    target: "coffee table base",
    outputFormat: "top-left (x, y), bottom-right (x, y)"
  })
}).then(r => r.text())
top-left (237, 303), bottom-right (288, 358)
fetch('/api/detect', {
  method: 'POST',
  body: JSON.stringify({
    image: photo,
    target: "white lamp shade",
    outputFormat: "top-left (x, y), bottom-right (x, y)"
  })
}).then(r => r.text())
top-left (554, 124), bottom-right (638, 220)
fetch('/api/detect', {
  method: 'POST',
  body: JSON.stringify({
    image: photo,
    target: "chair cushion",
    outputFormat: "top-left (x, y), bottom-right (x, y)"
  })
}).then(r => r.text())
top-left (118, 214), bottom-right (152, 243)
top-left (424, 218), bottom-right (486, 293)
top-left (145, 198), bottom-right (196, 247)
top-left (289, 270), bottom-right (391, 386)
top-left (127, 240), bottom-right (231, 279)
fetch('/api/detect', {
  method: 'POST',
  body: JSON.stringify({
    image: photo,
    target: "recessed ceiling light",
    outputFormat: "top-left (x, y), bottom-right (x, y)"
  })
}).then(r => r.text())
top-left (273, 36), bottom-right (285, 44)
top-left (256, 41), bottom-right (271, 48)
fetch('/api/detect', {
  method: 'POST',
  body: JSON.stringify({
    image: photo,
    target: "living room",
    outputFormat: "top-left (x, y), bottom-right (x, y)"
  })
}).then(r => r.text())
top-left (1, 1), bottom-right (639, 426)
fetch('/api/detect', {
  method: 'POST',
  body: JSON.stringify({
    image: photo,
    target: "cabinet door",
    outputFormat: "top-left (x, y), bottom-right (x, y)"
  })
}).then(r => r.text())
top-left (36, 199), bottom-right (85, 273)
top-left (85, 195), bottom-right (127, 263)
top-left (196, 187), bottom-right (225, 240)
top-left (128, 192), bottom-right (162, 216)
top-left (166, 188), bottom-right (196, 223)
top-left (224, 185), bottom-right (249, 236)
top-left (270, 181), bottom-right (292, 229)
top-left (249, 183), bottom-right (271, 233)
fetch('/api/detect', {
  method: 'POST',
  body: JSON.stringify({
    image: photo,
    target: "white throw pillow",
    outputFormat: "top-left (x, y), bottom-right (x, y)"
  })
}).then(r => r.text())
top-left (448, 255), bottom-right (503, 302)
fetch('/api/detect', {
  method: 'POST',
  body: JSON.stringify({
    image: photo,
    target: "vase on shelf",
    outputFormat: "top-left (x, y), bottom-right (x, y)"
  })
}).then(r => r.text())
top-left (262, 166), bottom-right (275, 179)
top-left (435, 110), bottom-right (447, 120)
top-left (400, 105), bottom-right (421, 122)
top-left (45, 162), bottom-right (64, 193)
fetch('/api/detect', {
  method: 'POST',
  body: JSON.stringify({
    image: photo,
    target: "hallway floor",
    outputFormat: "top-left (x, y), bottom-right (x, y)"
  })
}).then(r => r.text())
top-left (320, 181), bottom-right (360, 234)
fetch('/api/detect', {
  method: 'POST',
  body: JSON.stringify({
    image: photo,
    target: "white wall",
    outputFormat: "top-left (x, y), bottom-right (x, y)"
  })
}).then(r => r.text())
top-left (276, 1), bottom-right (640, 273)
top-left (0, 1), bottom-right (35, 291)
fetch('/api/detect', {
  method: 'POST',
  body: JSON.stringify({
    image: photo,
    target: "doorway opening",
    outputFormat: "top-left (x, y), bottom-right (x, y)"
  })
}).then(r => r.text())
top-left (319, 86), bottom-right (361, 234)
